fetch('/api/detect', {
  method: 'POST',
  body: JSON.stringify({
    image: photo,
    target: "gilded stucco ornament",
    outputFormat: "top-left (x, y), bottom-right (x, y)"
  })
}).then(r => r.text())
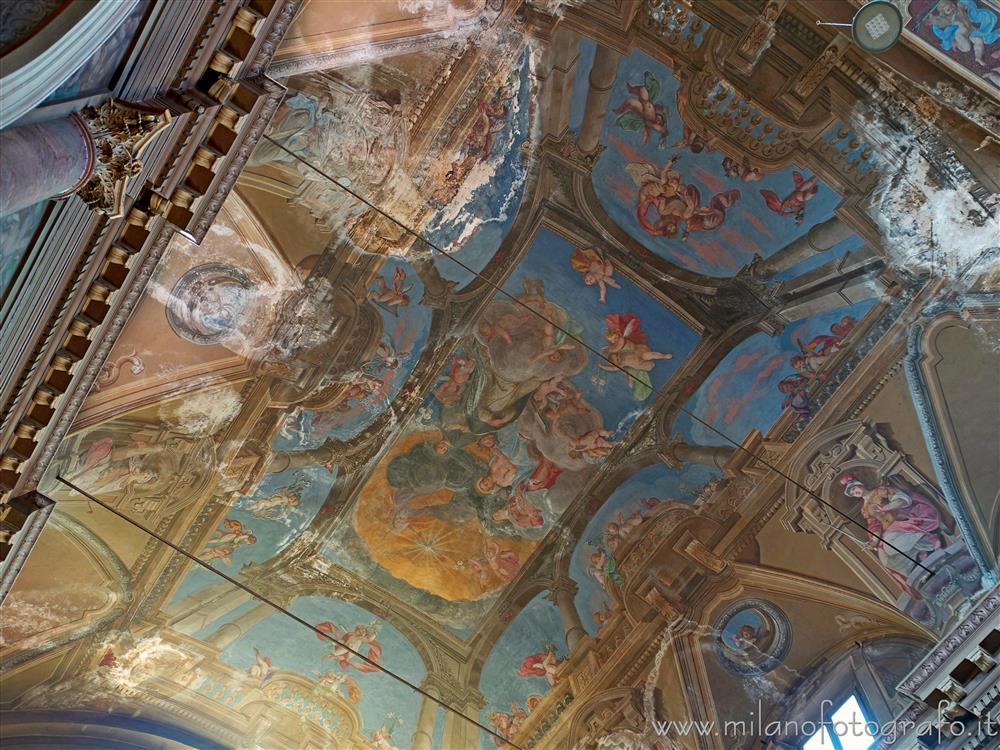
top-left (76, 98), bottom-right (171, 218)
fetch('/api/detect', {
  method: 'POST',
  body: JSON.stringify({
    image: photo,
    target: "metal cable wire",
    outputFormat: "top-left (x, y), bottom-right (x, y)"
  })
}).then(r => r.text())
top-left (54, 475), bottom-right (523, 750)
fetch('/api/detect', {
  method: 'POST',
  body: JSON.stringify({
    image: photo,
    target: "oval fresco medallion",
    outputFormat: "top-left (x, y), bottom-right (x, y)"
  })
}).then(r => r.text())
top-left (712, 598), bottom-right (791, 676)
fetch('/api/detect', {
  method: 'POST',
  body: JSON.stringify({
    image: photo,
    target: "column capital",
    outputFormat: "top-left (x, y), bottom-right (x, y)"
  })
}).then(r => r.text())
top-left (75, 99), bottom-right (171, 218)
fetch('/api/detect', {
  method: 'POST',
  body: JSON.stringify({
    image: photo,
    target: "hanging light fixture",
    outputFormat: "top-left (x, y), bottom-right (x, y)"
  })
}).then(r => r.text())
top-left (816, 0), bottom-right (904, 53)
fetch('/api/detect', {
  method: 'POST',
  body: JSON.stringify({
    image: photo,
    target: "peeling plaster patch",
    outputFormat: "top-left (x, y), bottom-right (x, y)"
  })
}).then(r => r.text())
top-left (159, 386), bottom-right (243, 437)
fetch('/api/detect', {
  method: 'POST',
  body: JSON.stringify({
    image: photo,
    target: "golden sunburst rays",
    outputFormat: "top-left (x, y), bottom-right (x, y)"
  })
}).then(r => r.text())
top-left (395, 522), bottom-right (465, 562)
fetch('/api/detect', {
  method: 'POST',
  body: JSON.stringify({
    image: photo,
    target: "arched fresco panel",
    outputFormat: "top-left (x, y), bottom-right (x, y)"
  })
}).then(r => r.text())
top-left (220, 595), bottom-right (425, 746)
top-left (274, 255), bottom-right (433, 447)
top-left (570, 463), bottom-right (723, 635)
top-left (425, 50), bottom-right (532, 286)
top-left (676, 298), bottom-right (878, 445)
top-left (591, 50), bottom-right (858, 277)
top-left (169, 464), bottom-right (336, 603)
top-left (479, 592), bottom-right (567, 748)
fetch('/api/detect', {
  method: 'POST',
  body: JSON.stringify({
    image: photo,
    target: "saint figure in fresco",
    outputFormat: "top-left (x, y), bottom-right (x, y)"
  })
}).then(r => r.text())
top-left (778, 374), bottom-right (812, 423)
top-left (759, 171), bottom-right (820, 224)
top-left (570, 247), bottom-right (621, 303)
top-left (626, 159), bottom-right (740, 240)
top-left (517, 644), bottom-right (565, 686)
top-left (840, 474), bottom-right (947, 596)
top-left (613, 71), bottom-right (669, 146)
top-left (315, 621), bottom-right (383, 672)
top-left (926, 0), bottom-right (1000, 68)
top-left (599, 313), bottom-right (673, 400)
top-left (384, 436), bottom-right (490, 527)
top-left (62, 432), bottom-right (163, 495)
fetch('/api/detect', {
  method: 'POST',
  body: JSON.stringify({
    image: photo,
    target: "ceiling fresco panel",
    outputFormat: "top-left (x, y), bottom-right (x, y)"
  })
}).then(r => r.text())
top-left (675, 298), bottom-right (879, 446)
top-left (4, 2), bottom-right (999, 748)
top-left (570, 463), bottom-right (723, 637)
top-left (591, 49), bottom-right (852, 277)
top-left (478, 592), bottom-right (567, 749)
top-left (322, 226), bottom-right (699, 636)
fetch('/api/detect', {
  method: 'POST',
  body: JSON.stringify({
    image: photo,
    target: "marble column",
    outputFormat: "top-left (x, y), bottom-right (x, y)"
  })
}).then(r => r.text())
top-left (576, 45), bottom-right (622, 154)
top-left (758, 215), bottom-right (854, 275)
top-left (204, 601), bottom-right (275, 649)
top-left (540, 26), bottom-right (581, 138)
top-left (172, 587), bottom-right (253, 634)
top-left (0, 114), bottom-right (93, 216)
top-left (549, 577), bottom-right (587, 652)
top-left (409, 685), bottom-right (440, 750)
top-left (671, 442), bottom-right (735, 470)
top-left (442, 690), bottom-right (486, 749)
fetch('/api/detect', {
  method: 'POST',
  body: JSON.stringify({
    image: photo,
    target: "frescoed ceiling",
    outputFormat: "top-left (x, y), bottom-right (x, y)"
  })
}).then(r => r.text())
top-left (3, 2), bottom-right (999, 750)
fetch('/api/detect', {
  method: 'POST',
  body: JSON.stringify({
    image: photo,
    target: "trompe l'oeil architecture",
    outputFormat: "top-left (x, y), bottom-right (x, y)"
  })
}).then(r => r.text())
top-left (1, 1), bottom-right (998, 749)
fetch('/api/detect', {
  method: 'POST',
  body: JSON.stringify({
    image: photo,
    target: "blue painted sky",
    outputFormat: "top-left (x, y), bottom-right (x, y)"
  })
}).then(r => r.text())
top-left (570, 463), bottom-right (721, 635)
top-left (501, 228), bottom-right (699, 432)
top-left (426, 51), bottom-right (531, 287)
top-left (479, 593), bottom-right (566, 749)
top-left (221, 595), bottom-right (424, 740)
top-left (591, 49), bottom-right (846, 277)
top-left (169, 464), bottom-right (335, 603)
top-left (272, 256), bottom-right (432, 449)
top-left (676, 298), bottom-right (878, 445)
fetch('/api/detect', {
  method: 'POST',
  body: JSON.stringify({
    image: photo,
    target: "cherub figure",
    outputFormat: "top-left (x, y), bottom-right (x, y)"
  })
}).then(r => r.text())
top-left (626, 159), bottom-right (740, 239)
top-left (517, 644), bottom-right (565, 686)
top-left (315, 621), bottom-right (382, 672)
top-left (760, 171), bottom-right (820, 224)
top-left (434, 354), bottom-right (476, 406)
top-left (672, 92), bottom-right (719, 153)
top-left (200, 544), bottom-right (236, 565)
top-left (492, 483), bottom-right (545, 529)
top-left (722, 156), bottom-right (764, 182)
top-left (206, 518), bottom-right (256, 548)
top-left (369, 715), bottom-right (404, 750)
top-left (369, 267), bottom-right (413, 308)
top-left (570, 247), bottom-right (621, 303)
top-left (247, 647), bottom-right (274, 688)
top-left (316, 670), bottom-right (361, 704)
top-left (613, 71), bottom-right (669, 146)
top-left (244, 479), bottom-right (307, 520)
top-left (599, 313), bottom-right (672, 400)
top-left (589, 546), bottom-right (623, 592)
top-left (569, 429), bottom-right (617, 461)
top-left (604, 509), bottom-right (646, 550)
top-left (927, 0), bottom-right (1000, 67)
top-left (593, 602), bottom-right (614, 626)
